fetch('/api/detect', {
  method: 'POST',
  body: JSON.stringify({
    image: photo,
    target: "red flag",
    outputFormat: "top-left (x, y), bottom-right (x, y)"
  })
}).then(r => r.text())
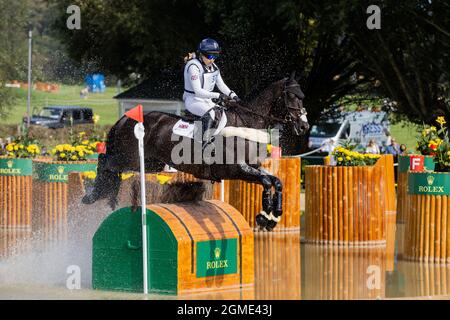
top-left (125, 104), bottom-right (144, 123)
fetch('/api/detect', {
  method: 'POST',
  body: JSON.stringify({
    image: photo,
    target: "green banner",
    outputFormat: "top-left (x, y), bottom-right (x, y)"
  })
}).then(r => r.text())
top-left (398, 155), bottom-right (435, 173)
top-left (87, 153), bottom-right (99, 160)
top-left (0, 158), bottom-right (32, 176)
top-left (33, 162), bottom-right (97, 183)
top-left (196, 239), bottom-right (237, 278)
top-left (408, 172), bottom-right (450, 195)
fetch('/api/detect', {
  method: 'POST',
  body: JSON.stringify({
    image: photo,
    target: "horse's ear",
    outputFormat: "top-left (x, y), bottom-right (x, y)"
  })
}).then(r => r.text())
top-left (289, 71), bottom-right (296, 81)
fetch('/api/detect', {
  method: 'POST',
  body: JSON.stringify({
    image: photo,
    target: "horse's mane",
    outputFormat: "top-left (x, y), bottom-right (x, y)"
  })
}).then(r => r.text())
top-left (242, 75), bottom-right (285, 104)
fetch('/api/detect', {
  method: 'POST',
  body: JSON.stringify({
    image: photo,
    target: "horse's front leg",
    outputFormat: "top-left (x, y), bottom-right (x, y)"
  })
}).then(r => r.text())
top-left (238, 163), bottom-right (274, 231)
top-left (265, 173), bottom-right (283, 231)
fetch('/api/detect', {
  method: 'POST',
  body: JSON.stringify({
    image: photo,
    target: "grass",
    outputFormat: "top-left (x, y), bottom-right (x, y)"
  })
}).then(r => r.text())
top-left (2, 85), bottom-right (122, 125)
top-left (390, 120), bottom-right (421, 152)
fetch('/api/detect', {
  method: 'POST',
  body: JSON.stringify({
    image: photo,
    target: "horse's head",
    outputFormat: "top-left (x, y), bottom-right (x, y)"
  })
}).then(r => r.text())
top-left (271, 72), bottom-right (309, 135)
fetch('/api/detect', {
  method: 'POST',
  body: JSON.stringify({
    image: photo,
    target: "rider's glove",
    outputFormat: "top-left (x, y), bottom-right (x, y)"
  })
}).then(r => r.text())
top-left (219, 93), bottom-right (232, 102)
top-left (232, 95), bottom-right (241, 103)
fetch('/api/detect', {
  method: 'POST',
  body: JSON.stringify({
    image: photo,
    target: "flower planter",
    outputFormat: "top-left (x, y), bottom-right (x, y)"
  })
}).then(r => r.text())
top-left (213, 157), bottom-right (301, 230)
top-left (31, 158), bottom-right (97, 244)
top-left (403, 172), bottom-right (450, 263)
top-left (305, 165), bottom-right (386, 246)
top-left (0, 157), bottom-right (33, 229)
top-left (397, 155), bottom-right (435, 223)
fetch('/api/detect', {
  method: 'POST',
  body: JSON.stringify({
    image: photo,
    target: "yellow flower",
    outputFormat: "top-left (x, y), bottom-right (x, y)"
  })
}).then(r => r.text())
top-left (83, 171), bottom-right (97, 180)
top-left (430, 126), bottom-right (437, 131)
top-left (60, 153), bottom-right (66, 158)
top-left (337, 157), bottom-right (343, 162)
top-left (71, 155), bottom-right (78, 161)
top-left (121, 173), bottom-right (135, 180)
top-left (436, 116), bottom-right (446, 126)
top-left (14, 145), bottom-right (19, 151)
top-left (93, 114), bottom-right (100, 124)
top-left (346, 156), bottom-right (351, 161)
top-left (156, 174), bottom-right (172, 185)
top-left (56, 145), bottom-right (64, 152)
top-left (447, 151), bottom-right (450, 156)
top-left (6, 144), bottom-right (13, 152)
top-left (19, 144), bottom-right (24, 149)
top-left (78, 151), bottom-right (85, 157)
top-left (79, 132), bottom-right (86, 137)
top-left (82, 140), bottom-right (89, 145)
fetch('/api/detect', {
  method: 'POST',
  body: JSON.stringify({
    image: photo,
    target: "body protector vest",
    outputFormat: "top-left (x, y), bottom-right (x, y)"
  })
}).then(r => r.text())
top-left (184, 58), bottom-right (219, 95)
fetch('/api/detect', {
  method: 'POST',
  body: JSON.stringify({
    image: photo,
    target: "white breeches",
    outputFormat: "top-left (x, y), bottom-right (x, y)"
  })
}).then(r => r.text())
top-left (184, 95), bottom-right (216, 118)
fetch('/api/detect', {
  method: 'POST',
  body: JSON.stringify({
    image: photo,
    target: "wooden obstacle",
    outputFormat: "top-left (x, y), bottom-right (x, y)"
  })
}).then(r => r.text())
top-left (374, 155), bottom-right (396, 270)
top-left (303, 244), bottom-right (386, 299)
top-left (92, 200), bottom-right (254, 295)
top-left (32, 159), bottom-right (97, 244)
top-left (305, 165), bottom-right (386, 246)
top-left (403, 172), bottom-right (450, 264)
top-left (0, 158), bottom-right (33, 229)
top-left (397, 155), bottom-right (435, 223)
top-left (254, 231), bottom-right (301, 299)
top-left (213, 157), bottom-right (301, 230)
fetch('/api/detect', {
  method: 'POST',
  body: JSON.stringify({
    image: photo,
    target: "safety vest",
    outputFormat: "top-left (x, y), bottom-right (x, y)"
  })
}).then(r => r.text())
top-left (184, 58), bottom-right (219, 94)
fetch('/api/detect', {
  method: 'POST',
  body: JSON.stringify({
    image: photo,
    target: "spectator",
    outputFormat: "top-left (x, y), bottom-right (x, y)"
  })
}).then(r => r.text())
top-left (400, 144), bottom-right (408, 155)
top-left (365, 139), bottom-right (380, 154)
top-left (385, 137), bottom-right (401, 156)
top-left (80, 87), bottom-right (89, 99)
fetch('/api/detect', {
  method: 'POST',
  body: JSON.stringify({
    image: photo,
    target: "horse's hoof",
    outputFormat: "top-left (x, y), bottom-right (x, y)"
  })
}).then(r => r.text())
top-left (82, 193), bottom-right (97, 205)
top-left (256, 213), bottom-right (269, 228)
top-left (266, 220), bottom-right (277, 231)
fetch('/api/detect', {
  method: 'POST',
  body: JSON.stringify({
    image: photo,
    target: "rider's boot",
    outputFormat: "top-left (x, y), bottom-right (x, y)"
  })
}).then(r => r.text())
top-left (201, 113), bottom-right (215, 156)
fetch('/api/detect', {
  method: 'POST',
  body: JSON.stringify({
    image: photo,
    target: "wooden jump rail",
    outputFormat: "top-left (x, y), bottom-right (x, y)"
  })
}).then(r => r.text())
top-left (0, 157), bottom-right (33, 229)
top-left (305, 165), bottom-right (386, 247)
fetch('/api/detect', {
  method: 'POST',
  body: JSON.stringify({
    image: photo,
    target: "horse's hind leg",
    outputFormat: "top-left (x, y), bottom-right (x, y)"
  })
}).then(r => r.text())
top-left (238, 163), bottom-right (274, 231)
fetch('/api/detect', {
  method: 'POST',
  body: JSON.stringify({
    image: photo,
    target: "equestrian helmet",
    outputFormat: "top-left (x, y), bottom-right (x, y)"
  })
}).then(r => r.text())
top-left (198, 38), bottom-right (221, 57)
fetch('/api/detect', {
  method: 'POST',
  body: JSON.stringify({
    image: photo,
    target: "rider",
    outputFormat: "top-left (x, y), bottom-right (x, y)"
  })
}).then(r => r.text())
top-left (183, 38), bottom-right (240, 150)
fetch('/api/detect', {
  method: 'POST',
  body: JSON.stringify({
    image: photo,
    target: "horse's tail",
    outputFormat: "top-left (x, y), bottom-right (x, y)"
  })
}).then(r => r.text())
top-left (82, 153), bottom-right (122, 209)
top-left (82, 119), bottom-right (126, 209)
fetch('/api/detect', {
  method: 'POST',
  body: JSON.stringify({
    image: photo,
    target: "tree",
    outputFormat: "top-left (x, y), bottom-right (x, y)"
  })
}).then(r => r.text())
top-left (346, 0), bottom-right (450, 126)
top-left (0, 0), bottom-right (29, 119)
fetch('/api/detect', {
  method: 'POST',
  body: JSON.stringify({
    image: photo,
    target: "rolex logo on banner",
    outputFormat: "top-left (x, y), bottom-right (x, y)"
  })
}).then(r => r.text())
top-left (214, 247), bottom-right (221, 259)
top-left (427, 175), bottom-right (435, 185)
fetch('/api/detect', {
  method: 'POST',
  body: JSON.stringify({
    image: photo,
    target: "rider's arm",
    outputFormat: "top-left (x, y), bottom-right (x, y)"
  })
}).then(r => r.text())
top-left (187, 66), bottom-right (220, 99)
top-left (216, 71), bottom-right (237, 98)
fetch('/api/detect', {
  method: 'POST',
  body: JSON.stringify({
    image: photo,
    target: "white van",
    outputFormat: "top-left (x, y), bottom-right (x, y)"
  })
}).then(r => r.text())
top-left (308, 110), bottom-right (390, 154)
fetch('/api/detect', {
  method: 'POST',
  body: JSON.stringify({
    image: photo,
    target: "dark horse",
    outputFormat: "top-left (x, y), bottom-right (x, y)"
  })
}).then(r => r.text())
top-left (83, 73), bottom-right (309, 230)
